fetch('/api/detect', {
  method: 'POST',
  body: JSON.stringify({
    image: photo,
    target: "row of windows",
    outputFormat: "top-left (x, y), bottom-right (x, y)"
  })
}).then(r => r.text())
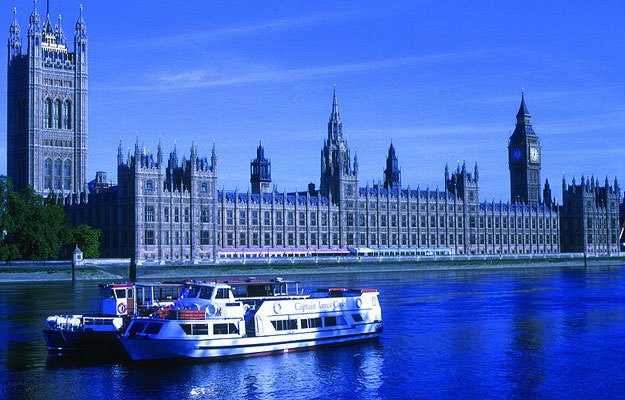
top-left (145, 230), bottom-right (210, 246)
top-left (144, 206), bottom-right (212, 224)
top-left (271, 315), bottom-right (349, 331)
top-left (180, 323), bottom-right (239, 336)
top-left (221, 208), bottom-right (558, 233)
top-left (43, 98), bottom-right (72, 130)
top-left (144, 180), bottom-right (211, 194)
top-left (220, 230), bottom-right (559, 248)
top-left (43, 158), bottom-right (71, 190)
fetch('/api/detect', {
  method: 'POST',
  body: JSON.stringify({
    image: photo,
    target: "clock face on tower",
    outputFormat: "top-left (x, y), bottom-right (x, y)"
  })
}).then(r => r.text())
top-left (512, 148), bottom-right (523, 161)
top-left (529, 146), bottom-right (540, 163)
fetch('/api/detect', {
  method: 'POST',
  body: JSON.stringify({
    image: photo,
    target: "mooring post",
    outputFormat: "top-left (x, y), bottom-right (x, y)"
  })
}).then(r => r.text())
top-left (71, 258), bottom-right (75, 281)
top-left (130, 256), bottom-right (137, 282)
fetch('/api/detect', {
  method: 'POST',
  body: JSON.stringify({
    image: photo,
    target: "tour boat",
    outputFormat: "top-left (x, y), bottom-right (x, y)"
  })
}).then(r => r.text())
top-left (43, 282), bottom-right (183, 352)
top-left (119, 281), bottom-right (383, 360)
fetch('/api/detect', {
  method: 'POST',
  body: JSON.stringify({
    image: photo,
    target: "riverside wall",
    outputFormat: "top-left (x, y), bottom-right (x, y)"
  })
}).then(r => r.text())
top-left (0, 253), bottom-right (623, 282)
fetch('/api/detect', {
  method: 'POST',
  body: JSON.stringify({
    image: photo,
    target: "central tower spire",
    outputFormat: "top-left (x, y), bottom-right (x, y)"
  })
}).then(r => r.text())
top-left (320, 85), bottom-right (358, 203)
top-left (328, 84), bottom-right (343, 142)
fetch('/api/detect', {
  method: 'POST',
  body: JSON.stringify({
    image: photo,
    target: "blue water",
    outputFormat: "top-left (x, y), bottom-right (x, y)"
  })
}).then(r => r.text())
top-left (1, 265), bottom-right (625, 399)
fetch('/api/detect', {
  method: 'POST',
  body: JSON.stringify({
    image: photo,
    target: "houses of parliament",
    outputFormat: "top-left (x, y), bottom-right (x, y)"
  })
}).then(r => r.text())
top-left (6, 3), bottom-right (621, 262)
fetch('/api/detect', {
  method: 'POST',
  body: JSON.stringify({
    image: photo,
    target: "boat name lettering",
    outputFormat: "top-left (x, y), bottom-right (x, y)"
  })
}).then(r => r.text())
top-left (294, 300), bottom-right (346, 312)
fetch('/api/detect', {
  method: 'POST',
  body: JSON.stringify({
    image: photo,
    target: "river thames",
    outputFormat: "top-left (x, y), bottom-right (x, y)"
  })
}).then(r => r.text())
top-left (1, 264), bottom-right (624, 399)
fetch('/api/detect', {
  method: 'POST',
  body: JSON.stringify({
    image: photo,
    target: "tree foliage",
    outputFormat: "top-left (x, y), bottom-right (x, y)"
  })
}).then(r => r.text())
top-left (0, 176), bottom-right (99, 261)
top-left (71, 224), bottom-right (100, 259)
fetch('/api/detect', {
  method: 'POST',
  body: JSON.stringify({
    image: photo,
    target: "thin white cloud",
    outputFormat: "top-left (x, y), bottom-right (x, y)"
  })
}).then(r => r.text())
top-left (463, 84), bottom-right (625, 106)
top-left (542, 111), bottom-right (625, 135)
top-left (119, 12), bottom-right (362, 50)
top-left (355, 123), bottom-right (504, 139)
top-left (99, 48), bottom-right (500, 92)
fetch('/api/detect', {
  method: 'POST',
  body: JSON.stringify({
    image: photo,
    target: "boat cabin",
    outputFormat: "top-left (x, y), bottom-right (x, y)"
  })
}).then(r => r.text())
top-left (99, 282), bottom-right (183, 316)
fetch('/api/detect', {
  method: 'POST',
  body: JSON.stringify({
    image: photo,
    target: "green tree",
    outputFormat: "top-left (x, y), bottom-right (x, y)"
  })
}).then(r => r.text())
top-left (0, 177), bottom-right (72, 261)
top-left (0, 177), bottom-right (20, 261)
top-left (71, 224), bottom-right (100, 259)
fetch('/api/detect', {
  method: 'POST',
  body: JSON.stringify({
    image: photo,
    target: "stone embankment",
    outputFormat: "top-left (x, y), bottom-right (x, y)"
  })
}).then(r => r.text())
top-left (0, 253), bottom-right (623, 282)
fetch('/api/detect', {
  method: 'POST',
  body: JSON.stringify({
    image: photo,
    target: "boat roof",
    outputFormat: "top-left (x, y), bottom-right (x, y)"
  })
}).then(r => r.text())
top-left (98, 282), bottom-right (184, 289)
top-left (185, 278), bottom-right (299, 286)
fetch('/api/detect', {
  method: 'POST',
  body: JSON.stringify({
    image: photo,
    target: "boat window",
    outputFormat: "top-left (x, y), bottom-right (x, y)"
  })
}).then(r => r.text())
top-left (128, 321), bottom-right (148, 336)
top-left (127, 289), bottom-right (133, 298)
top-left (183, 285), bottom-right (200, 299)
top-left (179, 324), bottom-right (192, 335)
top-left (115, 289), bottom-right (126, 299)
top-left (215, 288), bottom-right (229, 299)
top-left (301, 317), bottom-right (322, 329)
top-left (100, 287), bottom-right (114, 299)
top-left (156, 287), bottom-right (179, 301)
top-left (272, 319), bottom-right (297, 331)
top-left (192, 324), bottom-right (209, 335)
top-left (199, 287), bottom-right (214, 300)
top-left (213, 323), bottom-right (228, 335)
top-left (144, 322), bottom-right (163, 335)
top-left (352, 314), bottom-right (364, 322)
top-left (228, 323), bottom-right (239, 334)
top-left (324, 316), bottom-right (337, 327)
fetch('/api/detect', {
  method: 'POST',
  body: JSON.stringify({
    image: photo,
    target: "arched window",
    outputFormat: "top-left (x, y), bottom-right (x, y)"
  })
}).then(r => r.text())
top-left (44, 98), bottom-right (52, 128)
top-left (54, 159), bottom-right (62, 190)
top-left (44, 159), bottom-right (52, 189)
top-left (63, 161), bottom-right (71, 190)
top-left (55, 100), bottom-right (62, 129)
top-left (63, 100), bottom-right (71, 129)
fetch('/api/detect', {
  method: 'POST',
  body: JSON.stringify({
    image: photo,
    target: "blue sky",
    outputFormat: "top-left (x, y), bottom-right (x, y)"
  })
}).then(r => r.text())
top-left (2, 1), bottom-right (624, 201)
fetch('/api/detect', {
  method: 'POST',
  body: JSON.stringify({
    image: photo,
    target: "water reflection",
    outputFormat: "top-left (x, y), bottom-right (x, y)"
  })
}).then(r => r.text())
top-left (1, 265), bottom-right (625, 399)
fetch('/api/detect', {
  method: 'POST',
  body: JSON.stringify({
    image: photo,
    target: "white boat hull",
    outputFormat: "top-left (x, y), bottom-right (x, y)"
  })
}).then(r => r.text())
top-left (120, 323), bottom-right (382, 360)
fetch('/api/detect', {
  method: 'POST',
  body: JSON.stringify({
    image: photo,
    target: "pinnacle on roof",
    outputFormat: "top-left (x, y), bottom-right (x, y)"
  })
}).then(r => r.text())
top-left (42, 8), bottom-right (54, 38)
top-left (75, 4), bottom-right (86, 36)
top-left (9, 7), bottom-right (21, 44)
top-left (29, 0), bottom-right (41, 29)
top-left (55, 14), bottom-right (65, 45)
top-left (516, 90), bottom-right (530, 120)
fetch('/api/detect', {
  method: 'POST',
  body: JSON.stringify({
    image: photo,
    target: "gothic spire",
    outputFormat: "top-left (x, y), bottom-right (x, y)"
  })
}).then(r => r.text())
top-left (331, 84), bottom-right (339, 118)
top-left (9, 7), bottom-right (21, 49)
top-left (117, 139), bottom-right (124, 165)
top-left (75, 4), bottom-right (86, 39)
top-left (211, 142), bottom-right (217, 170)
top-left (327, 85), bottom-right (343, 142)
top-left (41, 0), bottom-right (54, 40)
top-left (516, 90), bottom-right (531, 125)
top-left (29, 0), bottom-right (41, 35)
top-left (55, 14), bottom-right (65, 45)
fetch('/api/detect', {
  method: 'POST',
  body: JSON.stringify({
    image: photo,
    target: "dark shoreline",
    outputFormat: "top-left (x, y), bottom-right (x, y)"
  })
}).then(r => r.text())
top-left (0, 254), bottom-right (623, 282)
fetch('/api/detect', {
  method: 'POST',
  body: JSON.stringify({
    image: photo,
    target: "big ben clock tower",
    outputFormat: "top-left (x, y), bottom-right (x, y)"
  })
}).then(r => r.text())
top-left (508, 92), bottom-right (541, 205)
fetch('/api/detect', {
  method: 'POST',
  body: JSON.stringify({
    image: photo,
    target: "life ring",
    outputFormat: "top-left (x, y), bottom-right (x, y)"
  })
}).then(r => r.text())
top-left (356, 298), bottom-right (363, 308)
top-left (273, 302), bottom-right (282, 314)
top-left (117, 302), bottom-right (127, 314)
top-left (205, 304), bottom-right (217, 317)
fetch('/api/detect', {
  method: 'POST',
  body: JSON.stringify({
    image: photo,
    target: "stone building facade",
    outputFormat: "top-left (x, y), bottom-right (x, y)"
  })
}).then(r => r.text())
top-left (7, 2), bottom-right (87, 195)
top-left (6, 4), bottom-right (618, 261)
top-left (560, 176), bottom-right (620, 254)
top-left (63, 92), bottom-right (564, 261)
